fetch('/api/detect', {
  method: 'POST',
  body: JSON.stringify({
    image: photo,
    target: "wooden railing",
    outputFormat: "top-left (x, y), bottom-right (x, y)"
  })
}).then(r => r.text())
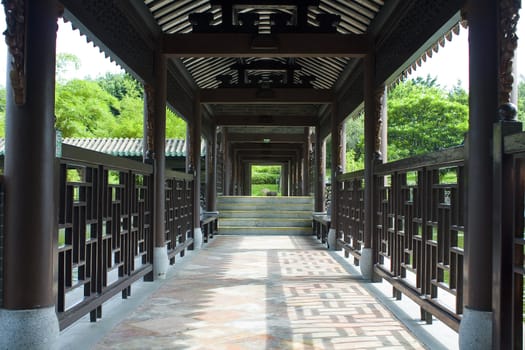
top-left (336, 170), bottom-right (364, 265)
top-left (165, 169), bottom-right (194, 261)
top-left (57, 144), bottom-right (154, 330)
top-left (500, 131), bottom-right (525, 348)
top-left (56, 145), bottom-right (200, 330)
top-left (336, 146), bottom-right (465, 331)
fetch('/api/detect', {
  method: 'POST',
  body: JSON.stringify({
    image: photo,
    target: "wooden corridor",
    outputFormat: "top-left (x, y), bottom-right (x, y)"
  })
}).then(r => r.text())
top-left (58, 235), bottom-right (457, 349)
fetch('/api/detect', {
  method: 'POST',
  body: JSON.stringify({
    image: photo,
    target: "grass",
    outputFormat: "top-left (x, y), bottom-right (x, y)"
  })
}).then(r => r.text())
top-left (251, 184), bottom-right (279, 196)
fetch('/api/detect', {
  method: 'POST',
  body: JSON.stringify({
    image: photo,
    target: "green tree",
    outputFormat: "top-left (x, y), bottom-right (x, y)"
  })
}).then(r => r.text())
top-left (97, 73), bottom-right (142, 100)
top-left (55, 79), bottom-right (118, 137)
top-left (387, 78), bottom-right (468, 160)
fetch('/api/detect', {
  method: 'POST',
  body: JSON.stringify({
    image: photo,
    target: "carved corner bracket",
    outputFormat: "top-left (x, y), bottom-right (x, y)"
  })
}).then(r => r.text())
top-left (374, 85), bottom-right (386, 159)
top-left (144, 84), bottom-right (155, 158)
top-left (499, 0), bottom-right (520, 106)
top-left (3, 0), bottom-right (26, 106)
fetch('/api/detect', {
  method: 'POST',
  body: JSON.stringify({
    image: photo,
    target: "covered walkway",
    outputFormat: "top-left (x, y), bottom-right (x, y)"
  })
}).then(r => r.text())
top-left (59, 235), bottom-right (456, 349)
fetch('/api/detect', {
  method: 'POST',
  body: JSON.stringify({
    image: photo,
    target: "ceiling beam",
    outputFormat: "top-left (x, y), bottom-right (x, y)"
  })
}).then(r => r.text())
top-left (201, 88), bottom-right (333, 104)
top-left (163, 33), bottom-right (370, 58)
top-left (228, 133), bottom-right (305, 143)
top-left (232, 143), bottom-right (304, 151)
top-left (214, 115), bottom-right (317, 126)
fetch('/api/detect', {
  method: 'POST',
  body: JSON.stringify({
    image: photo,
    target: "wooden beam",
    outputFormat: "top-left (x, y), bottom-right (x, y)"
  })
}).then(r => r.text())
top-left (228, 133), bottom-right (305, 143)
top-left (163, 33), bottom-right (370, 58)
top-left (214, 114), bottom-right (317, 126)
top-left (232, 143), bottom-right (303, 151)
top-left (201, 88), bottom-right (333, 104)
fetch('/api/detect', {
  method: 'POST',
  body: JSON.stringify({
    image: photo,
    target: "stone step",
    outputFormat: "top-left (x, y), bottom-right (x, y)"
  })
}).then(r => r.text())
top-left (220, 210), bottom-right (312, 219)
top-left (218, 226), bottom-right (312, 235)
top-left (217, 203), bottom-right (313, 211)
top-left (220, 218), bottom-right (312, 228)
top-left (218, 195), bottom-right (314, 205)
top-left (217, 196), bottom-right (314, 236)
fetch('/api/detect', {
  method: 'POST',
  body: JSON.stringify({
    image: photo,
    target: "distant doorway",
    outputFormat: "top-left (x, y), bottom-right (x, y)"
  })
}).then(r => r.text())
top-left (250, 164), bottom-right (282, 196)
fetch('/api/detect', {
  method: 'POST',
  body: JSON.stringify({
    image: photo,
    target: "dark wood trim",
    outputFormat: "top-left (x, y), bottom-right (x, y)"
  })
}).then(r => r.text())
top-left (57, 265), bottom-right (153, 330)
top-left (214, 114), bottom-right (317, 126)
top-left (374, 146), bottom-right (464, 175)
top-left (165, 169), bottom-right (194, 181)
top-left (200, 88), bottom-right (333, 104)
top-left (61, 144), bottom-right (153, 174)
top-left (168, 238), bottom-right (194, 259)
top-left (375, 265), bottom-right (461, 332)
top-left (163, 33), bottom-right (370, 58)
top-left (228, 133), bottom-right (306, 143)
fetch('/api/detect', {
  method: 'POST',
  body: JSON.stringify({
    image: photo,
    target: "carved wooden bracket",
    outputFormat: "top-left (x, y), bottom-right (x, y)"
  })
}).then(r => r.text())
top-left (374, 85), bottom-right (386, 159)
top-left (3, 0), bottom-right (26, 106)
top-left (499, 0), bottom-right (520, 105)
top-left (144, 84), bottom-right (155, 158)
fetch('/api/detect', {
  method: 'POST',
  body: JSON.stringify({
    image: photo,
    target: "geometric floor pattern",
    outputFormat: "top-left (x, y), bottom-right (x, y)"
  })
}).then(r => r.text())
top-left (95, 236), bottom-right (424, 349)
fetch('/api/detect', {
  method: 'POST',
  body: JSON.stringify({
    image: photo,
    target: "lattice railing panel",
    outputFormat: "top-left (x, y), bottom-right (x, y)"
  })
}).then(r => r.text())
top-left (56, 145), bottom-right (153, 330)
top-left (165, 170), bottom-right (194, 262)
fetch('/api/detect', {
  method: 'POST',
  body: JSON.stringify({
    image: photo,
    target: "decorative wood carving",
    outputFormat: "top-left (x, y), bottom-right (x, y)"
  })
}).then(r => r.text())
top-left (499, 0), bottom-right (520, 106)
top-left (186, 123), bottom-right (195, 173)
top-left (3, 0), bottom-right (26, 105)
top-left (144, 84), bottom-right (155, 158)
top-left (374, 85), bottom-right (386, 159)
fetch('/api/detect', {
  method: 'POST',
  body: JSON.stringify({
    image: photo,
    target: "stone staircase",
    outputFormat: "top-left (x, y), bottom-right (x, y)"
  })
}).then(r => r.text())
top-left (217, 196), bottom-right (314, 235)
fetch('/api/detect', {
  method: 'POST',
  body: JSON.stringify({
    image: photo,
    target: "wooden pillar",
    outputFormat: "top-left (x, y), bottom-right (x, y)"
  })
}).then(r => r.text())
top-left (232, 148), bottom-right (239, 195)
top-left (303, 128), bottom-right (311, 196)
top-left (1, 1), bottom-right (60, 346)
top-left (222, 129), bottom-right (231, 195)
top-left (290, 158), bottom-right (295, 196)
top-left (363, 54), bottom-right (376, 250)
top-left (206, 129), bottom-right (217, 211)
top-left (152, 52), bottom-right (168, 258)
top-left (360, 53), bottom-right (380, 279)
top-left (282, 162), bottom-right (289, 196)
top-left (314, 127), bottom-right (326, 212)
top-left (191, 96), bottom-right (203, 248)
top-left (243, 162), bottom-right (251, 196)
top-left (459, 0), bottom-right (499, 348)
top-left (328, 103), bottom-right (345, 249)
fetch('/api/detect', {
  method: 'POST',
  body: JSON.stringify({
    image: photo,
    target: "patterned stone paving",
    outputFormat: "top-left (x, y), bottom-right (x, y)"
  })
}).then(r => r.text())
top-left (95, 236), bottom-right (424, 349)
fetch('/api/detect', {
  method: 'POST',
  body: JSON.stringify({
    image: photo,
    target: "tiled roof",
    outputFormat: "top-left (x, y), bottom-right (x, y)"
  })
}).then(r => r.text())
top-left (0, 138), bottom-right (203, 157)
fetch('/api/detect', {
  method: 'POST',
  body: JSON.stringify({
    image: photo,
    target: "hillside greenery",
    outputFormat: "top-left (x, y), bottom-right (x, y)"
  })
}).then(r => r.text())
top-left (0, 54), bottom-right (524, 181)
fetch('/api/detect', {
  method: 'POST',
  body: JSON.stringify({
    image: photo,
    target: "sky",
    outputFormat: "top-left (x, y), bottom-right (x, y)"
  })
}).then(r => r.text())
top-left (0, 12), bottom-right (523, 90)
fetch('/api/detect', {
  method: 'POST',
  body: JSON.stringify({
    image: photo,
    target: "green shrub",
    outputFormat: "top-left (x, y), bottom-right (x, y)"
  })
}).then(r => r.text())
top-left (252, 172), bottom-right (279, 184)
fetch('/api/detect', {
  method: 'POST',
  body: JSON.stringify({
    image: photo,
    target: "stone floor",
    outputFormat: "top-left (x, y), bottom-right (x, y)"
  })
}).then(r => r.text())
top-left (88, 236), bottom-right (427, 349)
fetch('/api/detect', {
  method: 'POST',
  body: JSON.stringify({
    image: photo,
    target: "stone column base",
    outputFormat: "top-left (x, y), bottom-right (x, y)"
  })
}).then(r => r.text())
top-left (360, 247), bottom-right (373, 280)
top-left (153, 246), bottom-right (169, 280)
top-left (193, 227), bottom-right (203, 250)
top-left (0, 306), bottom-right (59, 349)
top-left (458, 306), bottom-right (492, 349)
top-left (327, 228), bottom-right (337, 250)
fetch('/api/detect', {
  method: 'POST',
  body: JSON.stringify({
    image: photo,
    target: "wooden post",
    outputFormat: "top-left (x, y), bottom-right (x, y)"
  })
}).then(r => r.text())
top-left (314, 126), bottom-right (326, 212)
top-left (149, 52), bottom-right (169, 279)
top-left (222, 128), bottom-right (231, 195)
top-left (361, 53), bottom-right (378, 279)
top-left (1, 1), bottom-right (60, 347)
top-left (328, 103), bottom-right (345, 250)
top-left (459, 0), bottom-right (499, 348)
top-left (282, 162), bottom-right (289, 196)
top-left (206, 129), bottom-right (217, 211)
top-left (191, 95), bottom-right (203, 249)
top-left (303, 127), bottom-right (311, 196)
